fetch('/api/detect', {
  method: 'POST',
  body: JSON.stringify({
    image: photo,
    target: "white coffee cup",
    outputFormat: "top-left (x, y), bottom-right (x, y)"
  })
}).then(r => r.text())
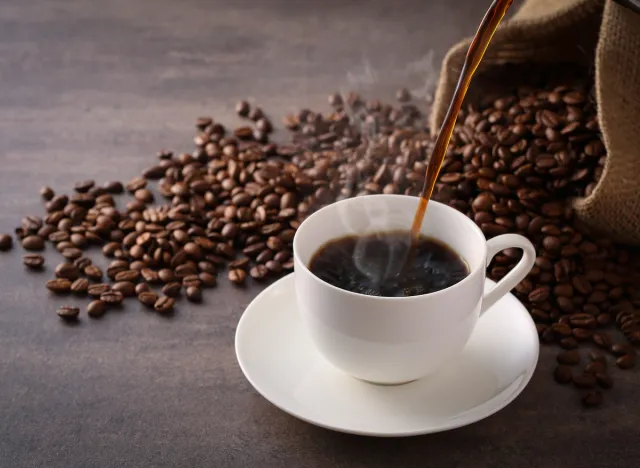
top-left (293, 194), bottom-right (536, 385)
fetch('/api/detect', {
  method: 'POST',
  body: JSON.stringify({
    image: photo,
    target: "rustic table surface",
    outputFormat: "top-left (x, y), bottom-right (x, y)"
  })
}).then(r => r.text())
top-left (0, 1), bottom-right (636, 467)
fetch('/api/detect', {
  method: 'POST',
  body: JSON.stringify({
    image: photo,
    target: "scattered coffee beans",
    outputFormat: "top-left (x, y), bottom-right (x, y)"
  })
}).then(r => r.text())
top-left (135, 283), bottom-right (150, 295)
top-left (40, 186), bottom-right (55, 200)
top-left (616, 354), bottom-right (635, 369)
top-left (154, 296), bottom-right (175, 314)
top-left (88, 284), bottom-right (110, 298)
top-left (162, 282), bottom-right (182, 297)
top-left (138, 291), bottom-right (158, 307)
top-left (46, 278), bottom-right (72, 294)
top-left (23, 254), bottom-right (45, 269)
top-left (0, 234), bottom-right (13, 251)
top-left (70, 278), bottom-right (89, 294)
top-left (2, 69), bottom-right (638, 409)
top-left (55, 263), bottom-right (80, 281)
top-left (228, 269), bottom-right (247, 286)
top-left (185, 286), bottom-right (202, 303)
top-left (22, 235), bottom-right (45, 251)
top-left (100, 290), bottom-right (124, 305)
top-left (112, 281), bottom-right (136, 297)
top-left (87, 300), bottom-right (106, 318)
top-left (84, 265), bottom-right (103, 281)
top-left (56, 306), bottom-right (79, 321)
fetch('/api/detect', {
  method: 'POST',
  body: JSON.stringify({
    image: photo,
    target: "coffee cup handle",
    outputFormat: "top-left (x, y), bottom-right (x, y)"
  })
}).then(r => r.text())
top-left (480, 234), bottom-right (536, 316)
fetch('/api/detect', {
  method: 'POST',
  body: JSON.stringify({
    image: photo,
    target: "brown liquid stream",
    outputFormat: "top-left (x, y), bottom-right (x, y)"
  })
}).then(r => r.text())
top-left (410, 0), bottom-right (514, 242)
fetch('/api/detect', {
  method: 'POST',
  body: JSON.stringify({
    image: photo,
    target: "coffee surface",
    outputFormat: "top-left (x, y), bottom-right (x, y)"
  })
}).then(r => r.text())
top-left (309, 230), bottom-right (469, 297)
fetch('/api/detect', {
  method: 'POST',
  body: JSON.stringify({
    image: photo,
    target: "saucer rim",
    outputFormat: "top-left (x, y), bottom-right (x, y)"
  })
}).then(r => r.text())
top-left (235, 273), bottom-right (539, 437)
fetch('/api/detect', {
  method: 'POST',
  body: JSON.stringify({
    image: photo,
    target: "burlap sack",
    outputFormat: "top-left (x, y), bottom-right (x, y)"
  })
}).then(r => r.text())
top-left (430, 0), bottom-right (640, 245)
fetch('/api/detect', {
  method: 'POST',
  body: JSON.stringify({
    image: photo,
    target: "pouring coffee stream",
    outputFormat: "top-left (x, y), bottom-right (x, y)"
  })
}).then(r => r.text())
top-left (410, 0), bottom-right (515, 243)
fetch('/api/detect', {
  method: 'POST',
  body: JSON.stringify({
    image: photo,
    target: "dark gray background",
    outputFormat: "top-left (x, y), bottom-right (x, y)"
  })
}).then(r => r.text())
top-left (0, 1), bottom-right (637, 467)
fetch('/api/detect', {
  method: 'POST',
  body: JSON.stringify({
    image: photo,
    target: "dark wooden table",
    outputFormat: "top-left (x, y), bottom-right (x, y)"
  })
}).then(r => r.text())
top-left (0, 1), bottom-right (637, 467)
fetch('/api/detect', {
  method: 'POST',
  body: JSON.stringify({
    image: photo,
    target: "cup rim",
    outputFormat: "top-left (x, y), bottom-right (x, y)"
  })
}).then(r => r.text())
top-left (292, 194), bottom-right (488, 301)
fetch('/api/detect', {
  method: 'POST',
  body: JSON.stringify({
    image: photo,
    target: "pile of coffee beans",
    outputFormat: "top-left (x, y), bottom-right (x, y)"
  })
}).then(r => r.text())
top-left (428, 80), bottom-right (640, 407)
top-left (0, 66), bottom-right (638, 407)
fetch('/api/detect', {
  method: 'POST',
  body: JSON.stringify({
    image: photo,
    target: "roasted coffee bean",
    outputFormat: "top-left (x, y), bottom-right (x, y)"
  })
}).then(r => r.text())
top-left (0, 234), bottom-right (14, 251)
top-left (557, 350), bottom-right (580, 365)
top-left (216, 243), bottom-right (235, 259)
top-left (595, 373), bottom-right (613, 389)
top-left (228, 268), bottom-right (247, 285)
top-left (55, 263), bottom-right (80, 281)
top-left (592, 332), bottom-right (612, 349)
top-left (103, 181), bottom-right (124, 193)
top-left (46, 278), bottom-right (72, 294)
top-left (186, 286), bottom-right (202, 302)
top-left (249, 264), bottom-right (269, 281)
top-left (198, 272), bottom-right (217, 287)
top-left (70, 278), bottom-right (89, 294)
top-left (229, 257), bottom-right (250, 270)
top-left (100, 290), bottom-right (124, 305)
top-left (235, 100), bottom-right (250, 117)
top-left (143, 165), bottom-right (166, 179)
top-left (23, 254), bottom-right (45, 269)
top-left (134, 188), bottom-right (154, 203)
top-left (135, 283), bottom-right (150, 295)
top-left (84, 265), bottom-right (103, 281)
top-left (140, 268), bottom-right (159, 284)
top-left (274, 250), bottom-right (290, 263)
top-left (582, 391), bottom-right (603, 407)
top-left (573, 373), bottom-right (596, 389)
top-left (184, 242), bottom-right (202, 258)
top-left (265, 260), bottom-right (282, 273)
top-left (611, 343), bottom-right (635, 356)
top-left (74, 180), bottom-right (94, 193)
top-left (60, 247), bottom-right (82, 260)
top-left (22, 235), bottom-right (45, 251)
top-left (162, 282), bottom-right (182, 297)
top-left (112, 281), bottom-right (136, 297)
top-left (573, 328), bottom-right (593, 341)
top-left (175, 264), bottom-right (197, 279)
top-left (87, 300), bottom-right (107, 318)
top-left (115, 270), bottom-right (140, 283)
top-left (154, 296), bottom-right (175, 314)
top-left (585, 361), bottom-right (606, 374)
top-left (569, 313), bottom-right (596, 328)
top-left (88, 283), bottom-right (111, 298)
top-left (198, 261), bottom-right (216, 274)
top-left (616, 354), bottom-right (635, 369)
top-left (182, 274), bottom-right (201, 288)
top-left (248, 107), bottom-right (264, 121)
top-left (596, 313), bottom-right (612, 326)
top-left (138, 291), bottom-right (159, 307)
top-left (158, 269), bottom-right (176, 283)
top-left (57, 306), bottom-right (79, 321)
top-left (40, 186), bottom-right (55, 200)
top-left (126, 177), bottom-right (147, 193)
top-left (551, 323), bottom-right (572, 337)
top-left (559, 337), bottom-right (578, 350)
top-left (21, 215), bottom-right (43, 232)
top-left (528, 287), bottom-right (549, 303)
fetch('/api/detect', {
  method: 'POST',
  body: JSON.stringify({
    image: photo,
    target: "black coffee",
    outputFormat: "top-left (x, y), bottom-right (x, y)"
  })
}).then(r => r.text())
top-left (309, 230), bottom-right (469, 297)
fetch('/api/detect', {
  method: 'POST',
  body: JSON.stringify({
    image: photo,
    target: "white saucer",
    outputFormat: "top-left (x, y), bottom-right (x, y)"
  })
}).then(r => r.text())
top-left (235, 274), bottom-right (539, 437)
